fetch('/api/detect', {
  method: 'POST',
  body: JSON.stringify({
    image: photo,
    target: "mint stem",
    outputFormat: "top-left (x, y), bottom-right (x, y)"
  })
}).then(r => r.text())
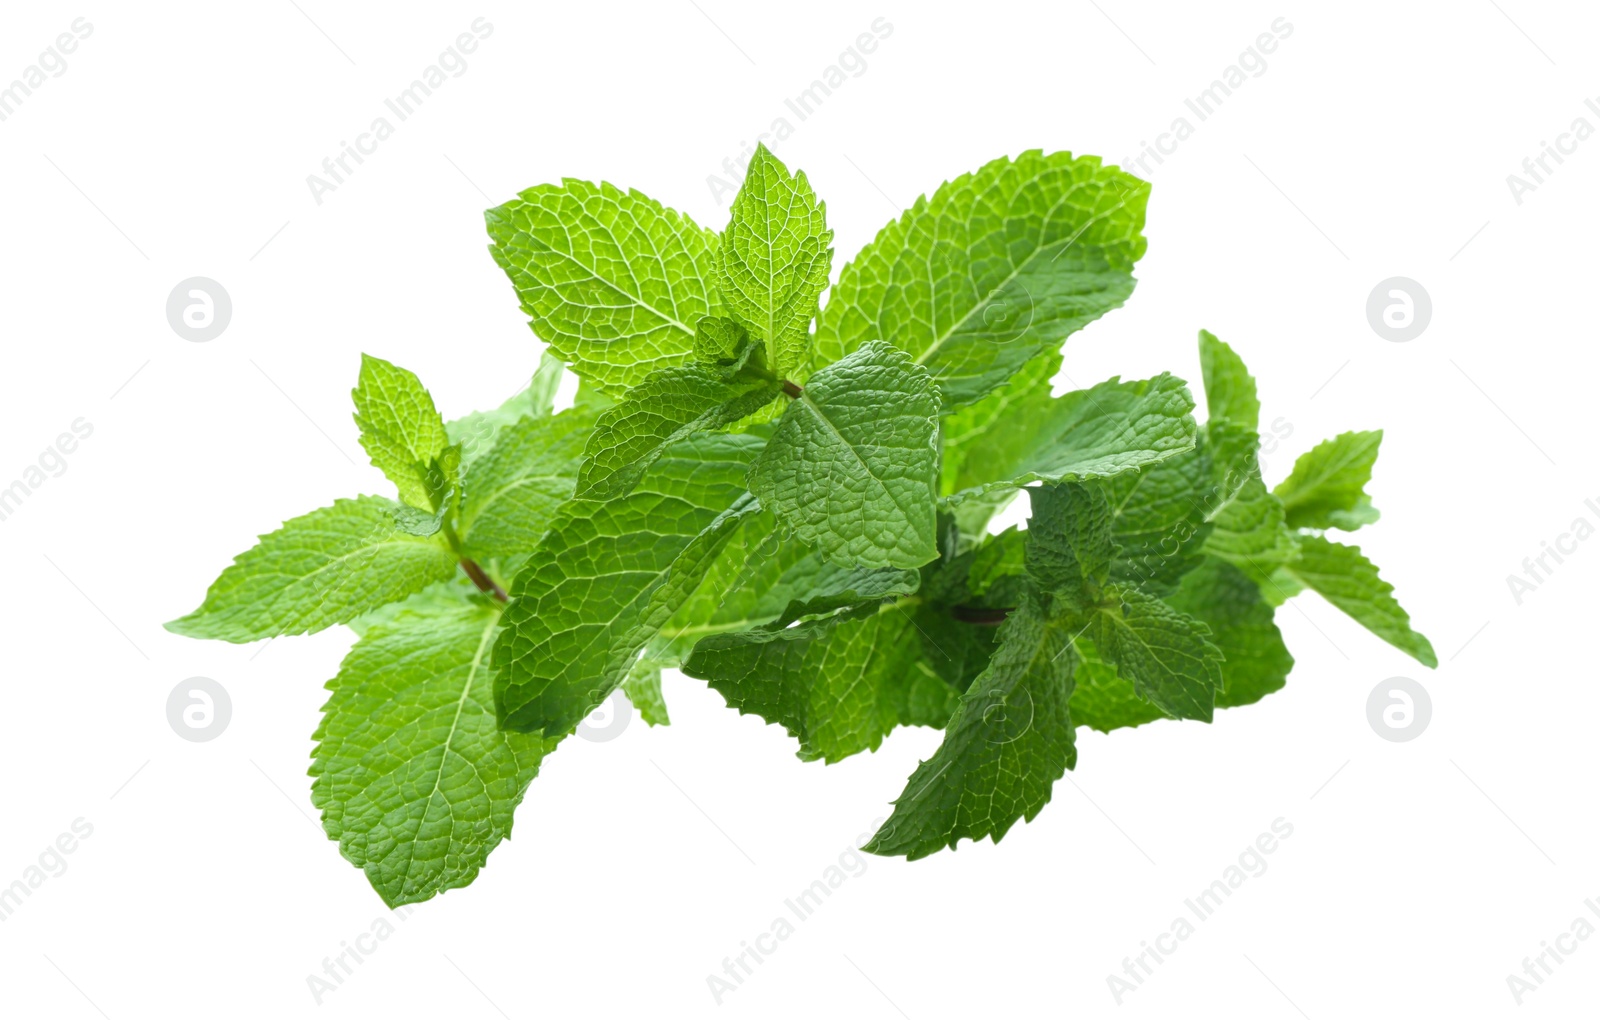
top-left (461, 559), bottom-right (508, 602)
top-left (782, 380), bottom-right (803, 399)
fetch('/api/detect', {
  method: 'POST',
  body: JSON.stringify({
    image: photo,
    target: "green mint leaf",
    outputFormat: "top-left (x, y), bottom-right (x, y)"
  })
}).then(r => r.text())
top-left (457, 407), bottom-right (595, 561)
top-left (1274, 430), bottom-right (1384, 531)
top-left (1283, 534), bottom-right (1436, 667)
top-left (622, 657), bottom-right (671, 727)
top-left (1197, 330), bottom-right (1260, 431)
top-left (716, 145), bottom-right (833, 379)
top-left (940, 347), bottom-right (1060, 539)
top-left (166, 496), bottom-right (459, 642)
top-left (352, 355), bottom-right (453, 511)
top-left (663, 505), bottom-right (921, 652)
top-left (1201, 423), bottom-right (1299, 587)
top-left (486, 180), bottom-right (719, 396)
top-left (311, 600), bottom-right (558, 907)
top-left (1089, 586), bottom-right (1222, 721)
top-left (1024, 483), bottom-right (1113, 604)
top-left (684, 602), bottom-right (957, 764)
top-left (493, 435), bottom-right (763, 734)
top-left (748, 340), bottom-right (940, 569)
top-left (446, 351), bottom-right (566, 468)
top-left (1167, 557), bottom-right (1294, 709)
top-left (1103, 443), bottom-right (1214, 597)
top-left (864, 593), bottom-right (1077, 859)
top-left (944, 373), bottom-right (1197, 505)
top-left (574, 349), bottom-right (782, 501)
top-left (815, 150), bottom-right (1148, 408)
top-left (1067, 637), bottom-right (1166, 733)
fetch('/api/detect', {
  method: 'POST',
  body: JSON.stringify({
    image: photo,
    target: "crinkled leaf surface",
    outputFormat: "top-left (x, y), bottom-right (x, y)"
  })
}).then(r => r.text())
top-left (1089, 587), bottom-right (1222, 722)
top-left (458, 407), bottom-right (596, 561)
top-left (311, 601), bottom-right (558, 907)
top-left (716, 145), bottom-right (833, 380)
top-left (684, 603), bottom-right (956, 764)
top-left (1167, 557), bottom-right (1294, 708)
top-left (864, 593), bottom-right (1077, 859)
top-left (352, 355), bottom-right (452, 510)
top-left (486, 180), bottom-right (719, 395)
top-left (493, 434), bottom-right (763, 734)
top-left (166, 496), bottom-right (458, 642)
top-left (814, 150), bottom-right (1148, 408)
top-left (748, 340), bottom-right (940, 569)
top-left (575, 356), bottom-right (780, 501)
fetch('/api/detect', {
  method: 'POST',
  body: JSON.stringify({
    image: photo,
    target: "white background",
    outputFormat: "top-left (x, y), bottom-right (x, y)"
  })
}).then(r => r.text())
top-left (0, 1), bottom-right (1595, 1016)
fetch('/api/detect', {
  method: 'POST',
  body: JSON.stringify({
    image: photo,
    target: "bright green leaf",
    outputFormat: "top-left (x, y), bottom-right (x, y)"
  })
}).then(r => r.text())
top-left (493, 435), bottom-right (763, 734)
top-left (486, 180), bottom-right (720, 396)
top-left (352, 355), bottom-right (452, 511)
top-left (622, 657), bottom-right (672, 727)
top-left (311, 601), bottom-right (559, 907)
top-left (166, 496), bottom-right (459, 642)
top-left (748, 340), bottom-right (940, 569)
top-left (716, 145), bottom-right (833, 380)
top-left (944, 373), bottom-right (1197, 505)
top-left (574, 344), bottom-right (781, 501)
top-left (1274, 430), bottom-right (1383, 531)
top-left (1198, 330), bottom-right (1260, 431)
top-left (457, 407), bottom-right (596, 561)
top-left (1284, 534), bottom-right (1436, 667)
top-left (815, 150), bottom-right (1147, 408)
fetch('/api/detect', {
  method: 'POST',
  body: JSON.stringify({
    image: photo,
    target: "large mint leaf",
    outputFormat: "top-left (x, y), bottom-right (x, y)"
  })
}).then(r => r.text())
top-left (352, 355), bottom-right (453, 510)
top-left (1284, 534), bottom-right (1436, 666)
top-left (574, 332), bottom-right (782, 501)
top-left (1089, 587), bottom-right (1222, 721)
top-left (748, 340), bottom-right (940, 569)
top-left (1274, 430), bottom-right (1383, 531)
top-left (493, 434), bottom-right (763, 734)
top-left (944, 374), bottom-right (1196, 504)
top-left (1198, 330), bottom-right (1260, 431)
top-left (486, 180), bottom-right (719, 396)
top-left (716, 145), bottom-right (833, 380)
top-left (310, 600), bottom-right (558, 907)
top-left (814, 150), bottom-right (1148, 408)
top-left (457, 407), bottom-right (596, 561)
top-left (166, 496), bottom-right (458, 642)
top-left (864, 593), bottom-right (1077, 859)
top-left (684, 603), bottom-right (957, 764)
top-left (1167, 557), bottom-right (1294, 708)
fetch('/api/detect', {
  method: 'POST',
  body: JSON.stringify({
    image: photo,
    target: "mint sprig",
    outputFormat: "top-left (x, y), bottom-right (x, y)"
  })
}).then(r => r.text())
top-left (169, 146), bottom-right (1434, 904)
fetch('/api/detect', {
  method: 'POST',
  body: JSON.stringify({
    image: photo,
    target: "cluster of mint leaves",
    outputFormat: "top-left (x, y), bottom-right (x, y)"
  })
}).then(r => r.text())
top-left (168, 146), bottom-right (1434, 906)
